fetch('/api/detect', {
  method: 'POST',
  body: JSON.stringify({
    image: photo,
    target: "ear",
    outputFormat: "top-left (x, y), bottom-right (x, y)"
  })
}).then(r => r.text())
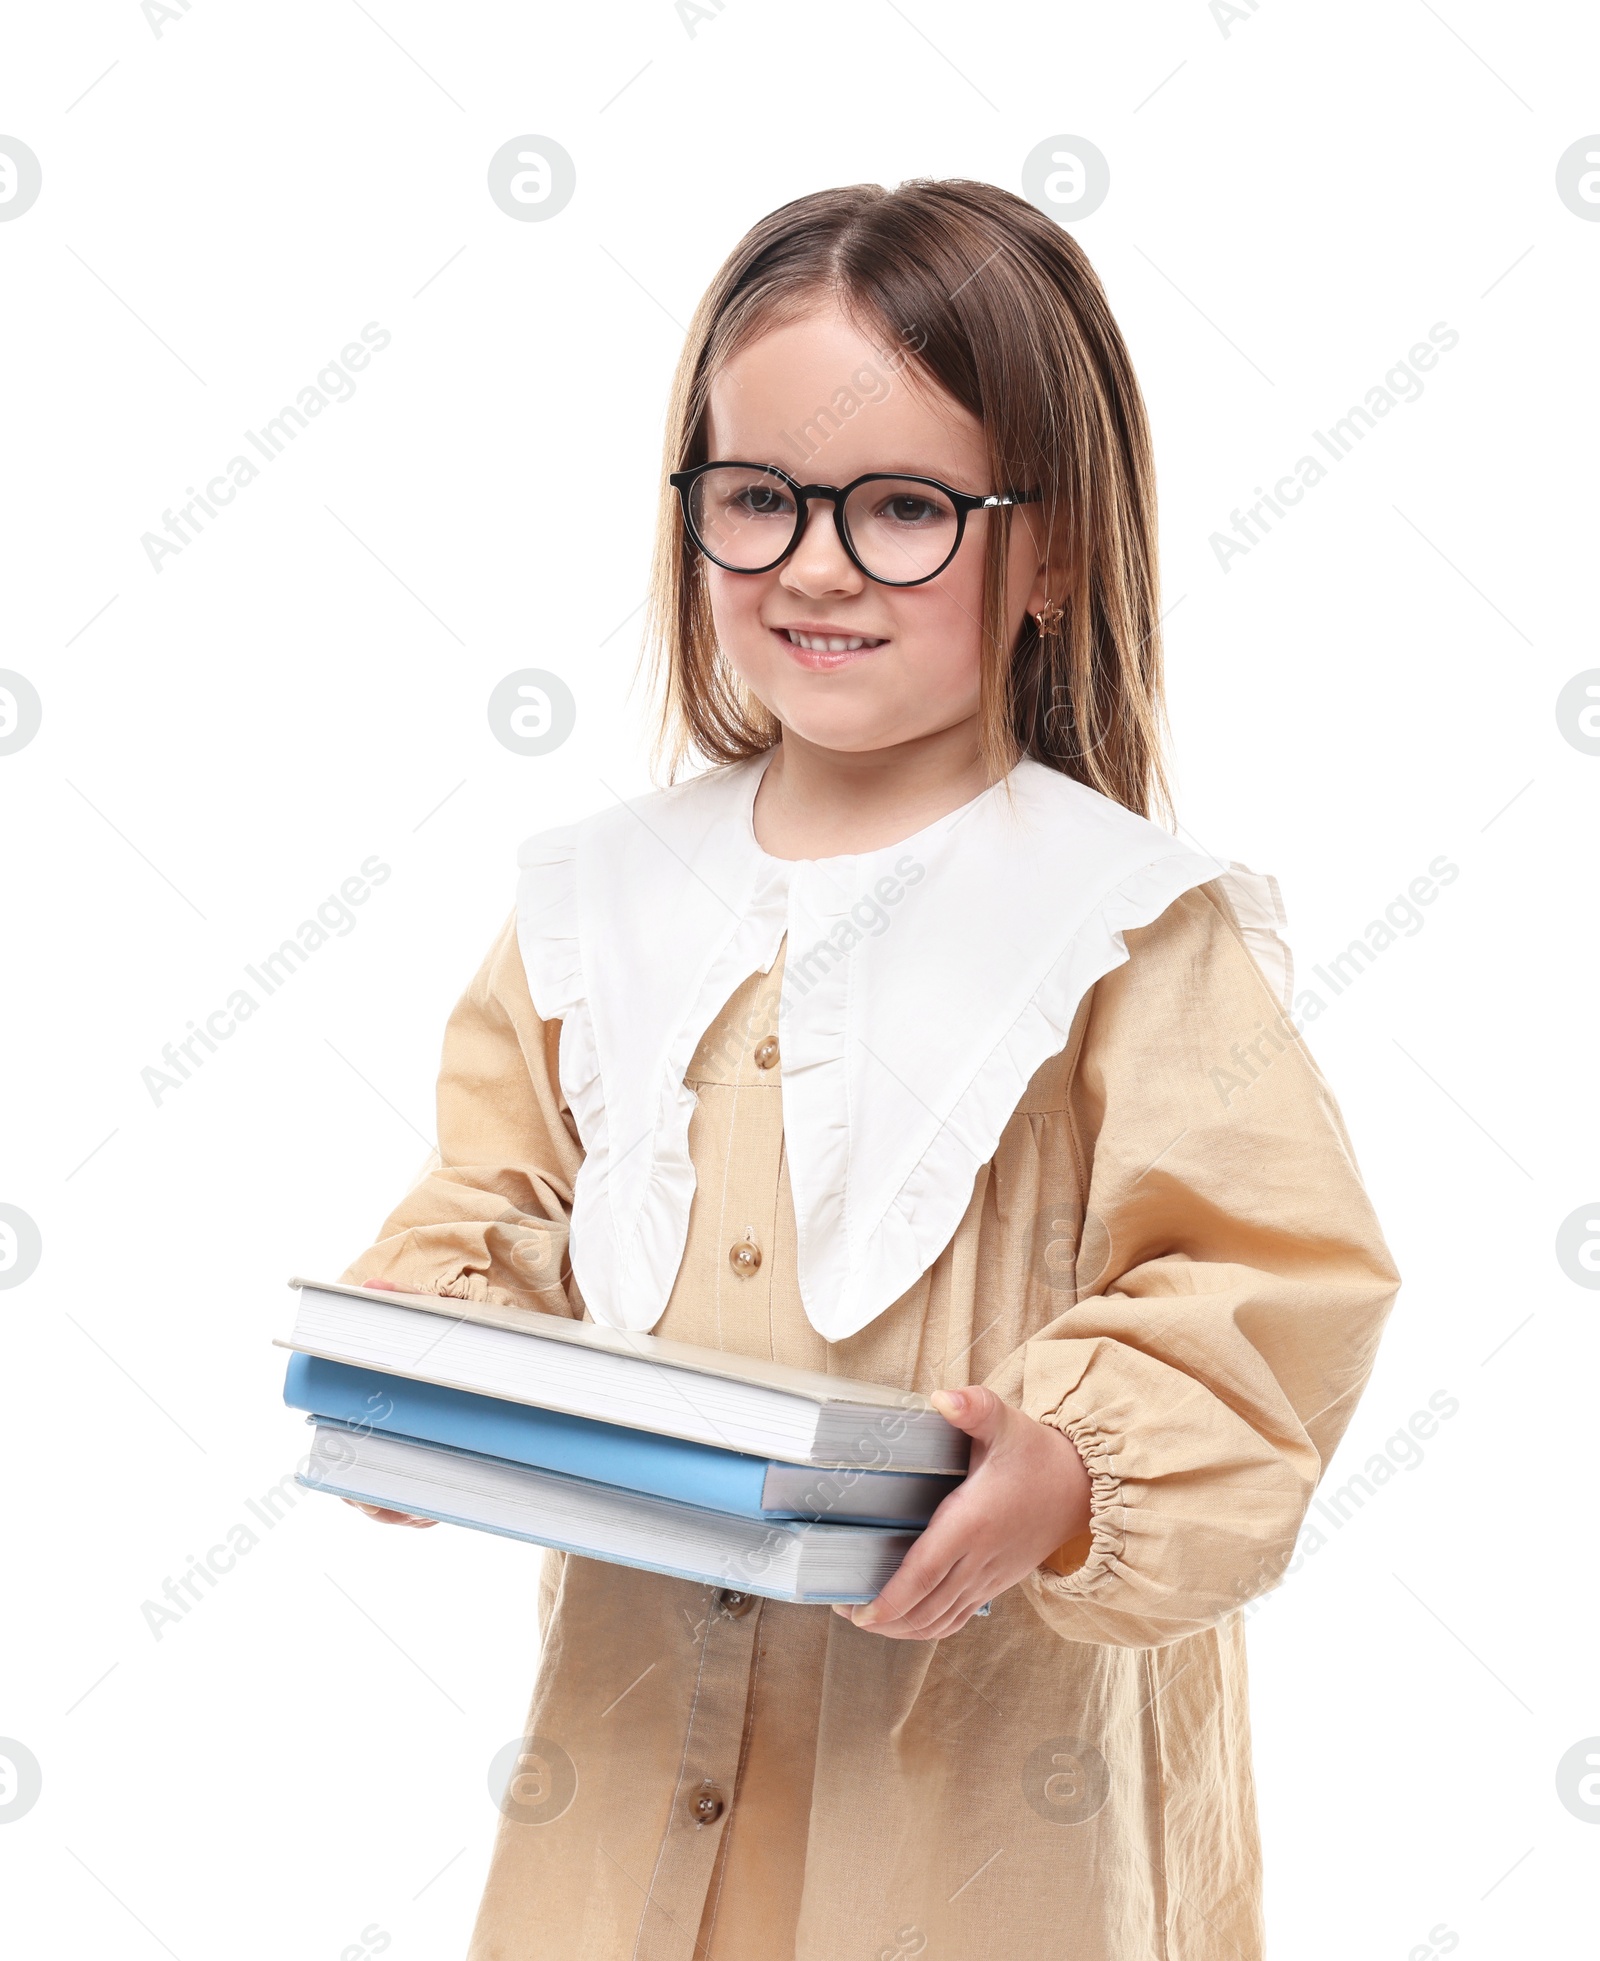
top-left (1016, 504), bottom-right (1057, 620)
top-left (1025, 559), bottom-right (1052, 619)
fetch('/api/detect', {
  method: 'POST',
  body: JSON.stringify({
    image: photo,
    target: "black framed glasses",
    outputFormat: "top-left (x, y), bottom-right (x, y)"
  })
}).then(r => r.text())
top-left (668, 461), bottom-right (1039, 588)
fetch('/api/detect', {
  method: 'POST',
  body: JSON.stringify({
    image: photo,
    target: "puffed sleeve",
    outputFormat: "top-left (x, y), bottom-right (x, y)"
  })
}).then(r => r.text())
top-left (998, 882), bottom-right (1400, 1648)
top-left (337, 910), bottom-right (585, 1318)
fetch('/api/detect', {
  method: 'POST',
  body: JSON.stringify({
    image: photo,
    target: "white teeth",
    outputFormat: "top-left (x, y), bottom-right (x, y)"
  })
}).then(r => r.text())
top-left (785, 630), bottom-right (879, 652)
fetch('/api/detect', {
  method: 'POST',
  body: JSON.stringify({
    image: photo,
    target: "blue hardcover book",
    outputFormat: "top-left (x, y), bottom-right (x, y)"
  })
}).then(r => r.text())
top-left (284, 1352), bottom-right (959, 1526)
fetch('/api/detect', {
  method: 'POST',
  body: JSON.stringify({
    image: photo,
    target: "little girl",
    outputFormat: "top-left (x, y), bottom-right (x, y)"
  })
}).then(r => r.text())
top-left (340, 179), bottom-right (1398, 1960)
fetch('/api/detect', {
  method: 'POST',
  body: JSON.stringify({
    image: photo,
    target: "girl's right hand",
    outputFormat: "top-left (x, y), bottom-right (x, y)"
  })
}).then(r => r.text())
top-left (338, 1276), bottom-right (437, 1529)
top-left (342, 1499), bottom-right (436, 1528)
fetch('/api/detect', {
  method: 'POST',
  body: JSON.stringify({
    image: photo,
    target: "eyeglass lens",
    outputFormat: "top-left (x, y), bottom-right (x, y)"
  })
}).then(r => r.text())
top-left (686, 466), bottom-right (963, 583)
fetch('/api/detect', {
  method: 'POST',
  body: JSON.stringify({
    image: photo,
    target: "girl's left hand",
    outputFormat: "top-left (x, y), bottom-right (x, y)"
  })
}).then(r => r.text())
top-left (833, 1386), bottom-right (1091, 1640)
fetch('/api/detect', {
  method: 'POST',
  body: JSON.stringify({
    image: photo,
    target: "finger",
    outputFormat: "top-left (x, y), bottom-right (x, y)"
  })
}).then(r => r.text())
top-left (927, 1383), bottom-right (1010, 1449)
top-left (904, 1586), bottom-right (991, 1641)
top-left (850, 1534), bottom-right (956, 1630)
top-left (346, 1498), bottom-right (435, 1526)
top-left (924, 1611), bottom-right (981, 1640)
top-left (857, 1554), bottom-right (979, 1637)
top-left (857, 1467), bottom-right (998, 1626)
top-left (857, 1592), bottom-right (985, 1641)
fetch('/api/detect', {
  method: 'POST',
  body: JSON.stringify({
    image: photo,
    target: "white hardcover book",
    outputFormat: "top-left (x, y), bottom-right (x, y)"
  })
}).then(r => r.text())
top-left (281, 1277), bottom-right (967, 1474)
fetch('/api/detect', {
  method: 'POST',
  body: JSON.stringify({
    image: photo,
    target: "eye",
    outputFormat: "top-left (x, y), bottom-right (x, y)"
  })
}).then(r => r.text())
top-left (841, 478), bottom-right (961, 582)
top-left (872, 491), bottom-right (951, 527)
top-left (733, 482), bottom-right (793, 517)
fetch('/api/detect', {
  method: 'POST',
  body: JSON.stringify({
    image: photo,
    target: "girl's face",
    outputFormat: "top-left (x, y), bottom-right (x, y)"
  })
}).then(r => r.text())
top-left (700, 303), bottom-right (1047, 758)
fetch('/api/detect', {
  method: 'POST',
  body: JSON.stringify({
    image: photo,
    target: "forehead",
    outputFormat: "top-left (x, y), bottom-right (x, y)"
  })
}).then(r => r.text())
top-left (704, 301), bottom-right (984, 481)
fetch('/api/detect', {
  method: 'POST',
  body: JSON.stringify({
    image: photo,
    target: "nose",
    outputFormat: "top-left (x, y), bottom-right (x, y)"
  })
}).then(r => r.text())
top-left (780, 495), bottom-right (864, 599)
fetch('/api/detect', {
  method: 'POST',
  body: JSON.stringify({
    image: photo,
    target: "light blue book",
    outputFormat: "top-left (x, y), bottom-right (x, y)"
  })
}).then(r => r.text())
top-left (296, 1418), bottom-right (921, 1605)
top-left (284, 1351), bottom-right (961, 1526)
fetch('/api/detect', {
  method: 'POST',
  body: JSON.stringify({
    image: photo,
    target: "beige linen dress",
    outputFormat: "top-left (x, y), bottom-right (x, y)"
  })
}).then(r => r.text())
top-left (339, 881), bottom-right (1398, 1961)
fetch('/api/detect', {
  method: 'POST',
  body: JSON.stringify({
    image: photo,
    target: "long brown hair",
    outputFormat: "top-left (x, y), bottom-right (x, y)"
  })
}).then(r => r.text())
top-left (646, 178), bottom-right (1172, 820)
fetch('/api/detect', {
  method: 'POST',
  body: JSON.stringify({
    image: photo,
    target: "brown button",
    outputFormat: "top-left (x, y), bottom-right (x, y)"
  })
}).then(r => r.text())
top-left (691, 1785), bottom-right (725, 1826)
top-left (728, 1237), bottom-right (762, 1278)
top-left (753, 1036), bottom-right (780, 1071)
top-left (716, 1588), bottom-right (756, 1619)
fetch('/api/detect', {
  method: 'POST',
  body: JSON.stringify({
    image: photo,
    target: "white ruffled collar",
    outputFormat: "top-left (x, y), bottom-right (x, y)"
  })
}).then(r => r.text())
top-left (516, 757), bottom-right (1258, 1342)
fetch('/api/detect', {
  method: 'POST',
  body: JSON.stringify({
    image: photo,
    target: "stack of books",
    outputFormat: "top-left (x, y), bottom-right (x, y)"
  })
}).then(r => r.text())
top-left (278, 1277), bottom-right (968, 1604)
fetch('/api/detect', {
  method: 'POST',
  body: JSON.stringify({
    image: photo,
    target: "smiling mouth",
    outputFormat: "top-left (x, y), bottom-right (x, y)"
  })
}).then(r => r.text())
top-left (779, 628), bottom-right (887, 652)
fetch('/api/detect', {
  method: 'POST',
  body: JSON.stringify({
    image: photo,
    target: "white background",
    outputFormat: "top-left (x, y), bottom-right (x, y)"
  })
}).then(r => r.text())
top-left (2, 2), bottom-right (1596, 1955)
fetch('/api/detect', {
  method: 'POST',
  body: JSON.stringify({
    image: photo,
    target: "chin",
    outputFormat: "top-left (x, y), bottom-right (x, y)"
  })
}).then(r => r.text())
top-left (788, 726), bottom-right (896, 754)
top-left (773, 704), bottom-right (930, 753)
